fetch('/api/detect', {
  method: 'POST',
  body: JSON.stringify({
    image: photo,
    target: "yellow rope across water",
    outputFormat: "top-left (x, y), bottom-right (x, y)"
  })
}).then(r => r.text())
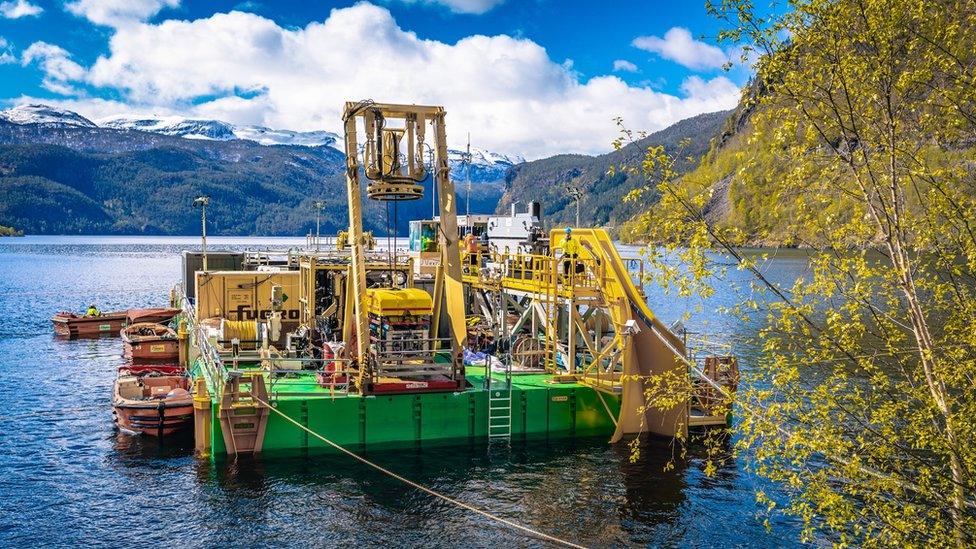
top-left (250, 394), bottom-right (588, 549)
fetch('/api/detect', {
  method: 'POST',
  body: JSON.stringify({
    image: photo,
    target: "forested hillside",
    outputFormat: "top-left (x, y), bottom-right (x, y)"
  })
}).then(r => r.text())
top-left (0, 120), bottom-right (502, 235)
top-left (618, 82), bottom-right (820, 245)
top-left (0, 104), bottom-right (736, 236)
top-left (497, 110), bottom-right (731, 228)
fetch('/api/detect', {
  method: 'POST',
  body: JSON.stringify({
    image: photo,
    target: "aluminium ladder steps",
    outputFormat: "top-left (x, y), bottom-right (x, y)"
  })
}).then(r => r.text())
top-left (488, 389), bottom-right (512, 439)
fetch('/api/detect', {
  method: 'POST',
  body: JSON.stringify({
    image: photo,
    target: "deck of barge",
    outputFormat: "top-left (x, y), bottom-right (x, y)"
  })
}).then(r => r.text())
top-left (198, 362), bottom-right (621, 456)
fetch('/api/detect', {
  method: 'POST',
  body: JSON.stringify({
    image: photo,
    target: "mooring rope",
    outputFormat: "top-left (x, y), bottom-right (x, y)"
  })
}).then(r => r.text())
top-left (250, 394), bottom-right (587, 549)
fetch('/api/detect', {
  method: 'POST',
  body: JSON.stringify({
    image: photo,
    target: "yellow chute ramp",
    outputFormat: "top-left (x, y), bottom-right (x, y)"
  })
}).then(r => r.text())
top-left (551, 228), bottom-right (690, 441)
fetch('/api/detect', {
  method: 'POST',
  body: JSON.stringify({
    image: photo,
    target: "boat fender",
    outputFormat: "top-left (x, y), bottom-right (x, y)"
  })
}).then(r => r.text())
top-left (166, 388), bottom-right (190, 400)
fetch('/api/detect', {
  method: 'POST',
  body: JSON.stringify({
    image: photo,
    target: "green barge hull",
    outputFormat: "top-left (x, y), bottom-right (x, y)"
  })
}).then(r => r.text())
top-left (195, 364), bottom-right (621, 456)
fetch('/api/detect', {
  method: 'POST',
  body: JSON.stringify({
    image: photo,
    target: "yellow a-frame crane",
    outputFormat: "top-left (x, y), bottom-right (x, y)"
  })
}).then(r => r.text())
top-left (341, 101), bottom-right (467, 392)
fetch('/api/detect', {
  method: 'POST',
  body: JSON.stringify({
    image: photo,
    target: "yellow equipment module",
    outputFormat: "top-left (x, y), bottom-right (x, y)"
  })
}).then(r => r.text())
top-left (365, 287), bottom-right (432, 318)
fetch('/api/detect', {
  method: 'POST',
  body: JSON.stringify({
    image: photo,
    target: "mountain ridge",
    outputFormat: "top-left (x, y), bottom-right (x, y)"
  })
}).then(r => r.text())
top-left (0, 108), bottom-right (502, 235)
top-left (0, 104), bottom-right (523, 183)
top-left (0, 103), bottom-right (731, 236)
top-left (497, 110), bottom-right (732, 229)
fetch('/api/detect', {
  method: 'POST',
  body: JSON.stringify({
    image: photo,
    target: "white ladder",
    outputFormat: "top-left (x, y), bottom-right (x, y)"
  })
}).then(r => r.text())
top-left (488, 383), bottom-right (512, 440)
top-left (488, 287), bottom-right (513, 441)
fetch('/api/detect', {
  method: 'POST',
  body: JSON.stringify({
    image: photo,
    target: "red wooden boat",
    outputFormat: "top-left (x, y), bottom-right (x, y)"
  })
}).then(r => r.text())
top-left (125, 308), bottom-right (181, 325)
top-left (121, 322), bottom-right (179, 364)
top-left (113, 367), bottom-right (193, 437)
top-left (51, 310), bottom-right (128, 338)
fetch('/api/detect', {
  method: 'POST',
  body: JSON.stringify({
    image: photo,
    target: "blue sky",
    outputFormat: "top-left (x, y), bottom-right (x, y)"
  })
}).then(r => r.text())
top-left (0, 0), bottom-right (756, 157)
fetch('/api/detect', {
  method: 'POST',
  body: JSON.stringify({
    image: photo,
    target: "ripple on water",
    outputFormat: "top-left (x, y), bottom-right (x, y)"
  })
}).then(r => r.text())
top-left (0, 236), bottom-right (806, 547)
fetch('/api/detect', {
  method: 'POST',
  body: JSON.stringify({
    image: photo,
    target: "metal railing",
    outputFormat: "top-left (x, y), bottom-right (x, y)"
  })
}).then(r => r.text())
top-left (263, 356), bottom-right (354, 398)
top-left (176, 284), bottom-right (352, 400)
top-left (175, 288), bottom-right (227, 397)
top-left (463, 250), bottom-right (606, 294)
top-left (689, 356), bottom-right (739, 416)
top-left (372, 336), bottom-right (455, 376)
top-left (619, 256), bottom-right (647, 288)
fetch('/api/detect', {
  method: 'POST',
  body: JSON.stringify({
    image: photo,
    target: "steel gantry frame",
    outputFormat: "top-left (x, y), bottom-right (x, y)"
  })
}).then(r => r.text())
top-left (461, 228), bottom-right (736, 440)
top-left (341, 102), bottom-right (467, 391)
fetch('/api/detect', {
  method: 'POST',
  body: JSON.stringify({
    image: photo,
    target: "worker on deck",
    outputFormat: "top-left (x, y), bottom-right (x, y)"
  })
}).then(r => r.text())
top-left (463, 232), bottom-right (479, 273)
top-left (85, 304), bottom-right (100, 317)
top-left (561, 227), bottom-right (583, 278)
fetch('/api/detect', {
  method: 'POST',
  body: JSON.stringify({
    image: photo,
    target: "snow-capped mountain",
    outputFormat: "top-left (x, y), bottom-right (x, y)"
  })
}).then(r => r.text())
top-left (97, 116), bottom-right (523, 179)
top-left (98, 115), bottom-right (339, 147)
top-left (447, 148), bottom-right (525, 183)
top-left (231, 125), bottom-right (339, 148)
top-left (0, 104), bottom-right (97, 128)
top-left (0, 104), bottom-right (524, 181)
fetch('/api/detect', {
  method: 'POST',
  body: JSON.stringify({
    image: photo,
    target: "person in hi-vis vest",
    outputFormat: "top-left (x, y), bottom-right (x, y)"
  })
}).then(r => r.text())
top-left (561, 227), bottom-right (583, 277)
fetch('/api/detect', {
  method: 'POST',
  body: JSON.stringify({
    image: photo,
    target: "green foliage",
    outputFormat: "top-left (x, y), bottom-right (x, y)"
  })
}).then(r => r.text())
top-left (621, 0), bottom-right (976, 545)
top-left (0, 224), bottom-right (23, 236)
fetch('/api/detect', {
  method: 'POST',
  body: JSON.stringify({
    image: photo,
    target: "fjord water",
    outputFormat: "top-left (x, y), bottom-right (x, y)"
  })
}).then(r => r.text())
top-left (0, 236), bottom-right (806, 547)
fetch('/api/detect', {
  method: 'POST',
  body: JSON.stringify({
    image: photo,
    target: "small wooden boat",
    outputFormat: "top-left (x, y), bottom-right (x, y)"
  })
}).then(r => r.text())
top-left (126, 308), bottom-right (181, 325)
top-left (113, 368), bottom-right (193, 437)
top-left (52, 310), bottom-right (128, 338)
top-left (121, 322), bottom-right (179, 364)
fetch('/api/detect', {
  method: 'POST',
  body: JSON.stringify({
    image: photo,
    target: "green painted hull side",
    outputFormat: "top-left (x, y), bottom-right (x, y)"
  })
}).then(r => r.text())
top-left (205, 380), bottom-right (621, 457)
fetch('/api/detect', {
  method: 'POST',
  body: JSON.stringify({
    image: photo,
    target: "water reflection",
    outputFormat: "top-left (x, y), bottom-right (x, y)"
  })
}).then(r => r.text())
top-left (0, 236), bottom-right (803, 547)
top-left (181, 437), bottom-right (705, 547)
top-left (111, 429), bottom-right (194, 459)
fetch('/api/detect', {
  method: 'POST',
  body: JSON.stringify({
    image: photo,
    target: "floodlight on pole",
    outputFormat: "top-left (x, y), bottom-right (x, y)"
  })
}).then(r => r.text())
top-left (312, 199), bottom-right (325, 252)
top-left (193, 195), bottom-right (210, 271)
top-left (464, 133), bottom-right (472, 234)
top-left (565, 186), bottom-right (584, 228)
top-left (425, 143), bottom-right (436, 219)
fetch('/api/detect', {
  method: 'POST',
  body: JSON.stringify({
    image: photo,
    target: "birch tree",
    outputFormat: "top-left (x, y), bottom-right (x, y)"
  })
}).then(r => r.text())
top-left (624, 0), bottom-right (976, 545)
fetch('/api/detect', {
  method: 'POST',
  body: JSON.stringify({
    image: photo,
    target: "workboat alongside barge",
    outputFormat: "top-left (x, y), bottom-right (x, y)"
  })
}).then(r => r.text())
top-left (51, 308), bottom-right (180, 339)
top-left (122, 322), bottom-right (179, 364)
top-left (157, 101), bottom-right (739, 458)
top-left (52, 310), bottom-right (128, 338)
top-left (113, 365), bottom-right (193, 437)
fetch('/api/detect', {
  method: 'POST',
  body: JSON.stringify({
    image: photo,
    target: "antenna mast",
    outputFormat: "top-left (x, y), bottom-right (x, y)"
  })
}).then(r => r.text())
top-left (465, 133), bottom-right (472, 234)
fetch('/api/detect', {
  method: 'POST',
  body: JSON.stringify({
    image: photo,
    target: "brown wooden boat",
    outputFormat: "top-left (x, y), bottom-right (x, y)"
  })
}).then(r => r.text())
top-left (51, 310), bottom-right (128, 338)
top-left (125, 308), bottom-right (181, 325)
top-left (113, 367), bottom-right (193, 437)
top-left (121, 322), bottom-right (179, 364)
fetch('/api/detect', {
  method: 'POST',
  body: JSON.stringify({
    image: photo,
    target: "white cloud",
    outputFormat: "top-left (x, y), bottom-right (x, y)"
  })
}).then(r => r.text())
top-left (633, 27), bottom-right (728, 71)
top-left (389, 0), bottom-right (504, 14)
top-left (612, 59), bottom-right (637, 73)
top-left (65, 0), bottom-right (179, 27)
top-left (21, 42), bottom-right (86, 94)
top-left (26, 4), bottom-right (741, 158)
top-left (680, 75), bottom-right (738, 101)
top-left (0, 0), bottom-right (43, 18)
top-left (0, 38), bottom-right (14, 64)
